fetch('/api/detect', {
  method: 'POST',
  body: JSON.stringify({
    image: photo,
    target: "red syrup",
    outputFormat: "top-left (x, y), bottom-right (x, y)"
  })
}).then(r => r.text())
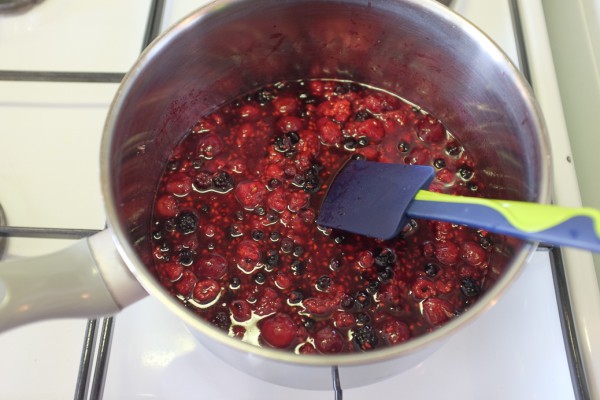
top-left (150, 79), bottom-right (496, 354)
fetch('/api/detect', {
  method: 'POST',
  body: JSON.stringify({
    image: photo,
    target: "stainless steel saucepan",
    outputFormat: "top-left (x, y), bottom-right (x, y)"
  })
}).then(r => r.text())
top-left (0, 0), bottom-right (549, 389)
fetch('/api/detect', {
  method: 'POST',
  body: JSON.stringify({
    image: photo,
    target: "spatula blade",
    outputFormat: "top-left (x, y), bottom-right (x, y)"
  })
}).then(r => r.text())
top-left (317, 160), bottom-right (435, 240)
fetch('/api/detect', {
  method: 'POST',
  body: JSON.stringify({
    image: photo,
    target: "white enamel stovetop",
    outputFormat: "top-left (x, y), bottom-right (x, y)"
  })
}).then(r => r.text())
top-left (0, 1), bottom-right (597, 399)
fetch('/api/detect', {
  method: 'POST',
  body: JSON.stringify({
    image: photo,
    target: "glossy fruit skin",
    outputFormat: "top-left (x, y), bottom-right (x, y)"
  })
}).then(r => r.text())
top-left (151, 80), bottom-right (494, 354)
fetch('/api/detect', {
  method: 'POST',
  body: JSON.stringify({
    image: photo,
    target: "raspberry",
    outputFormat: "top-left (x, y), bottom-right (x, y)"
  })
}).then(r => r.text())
top-left (380, 320), bottom-right (411, 345)
top-left (273, 96), bottom-right (299, 116)
top-left (287, 191), bottom-right (310, 212)
top-left (317, 117), bottom-right (343, 145)
top-left (255, 287), bottom-right (283, 316)
top-left (332, 310), bottom-right (356, 329)
top-left (422, 297), bottom-right (454, 326)
top-left (193, 279), bottom-right (221, 304)
top-left (314, 327), bottom-right (345, 353)
top-left (260, 313), bottom-right (297, 348)
top-left (235, 240), bottom-right (261, 273)
top-left (276, 116), bottom-right (304, 133)
top-left (195, 254), bottom-right (227, 279)
top-left (230, 299), bottom-right (252, 322)
top-left (267, 188), bottom-right (287, 213)
top-left (196, 133), bottom-right (223, 159)
top-left (234, 180), bottom-right (266, 209)
top-left (412, 277), bottom-right (437, 299)
top-left (173, 270), bottom-right (197, 297)
top-left (416, 115), bottom-right (446, 143)
top-left (347, 119), bottom-right (385, 142)
top-left (238, 104), bottom-right (261, 120)
top-left (461, 241), bottom-right (487, 267)
top-left (165, 173), bottom-right (192, 196)
top-left (435, 241), bottom-right (460, 265)
top-left (155, 194), bottom-right (179, 218)
top-left (317, 99), bottom-right (352, 122)
top-left (162, 262), bottom-right (184, 282)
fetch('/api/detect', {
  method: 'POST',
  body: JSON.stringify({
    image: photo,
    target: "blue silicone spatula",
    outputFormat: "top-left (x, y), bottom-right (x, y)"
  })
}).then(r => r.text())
top-left (316, 159), bottom-right (600, 253)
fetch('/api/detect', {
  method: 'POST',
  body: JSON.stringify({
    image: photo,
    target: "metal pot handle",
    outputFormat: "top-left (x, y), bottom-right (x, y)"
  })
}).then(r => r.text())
top-left (0, 229), bottom-right (147, 332)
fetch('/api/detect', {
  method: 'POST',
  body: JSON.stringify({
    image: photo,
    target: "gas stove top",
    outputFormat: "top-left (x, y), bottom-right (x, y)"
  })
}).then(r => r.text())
top-left (0, 1), bottom-right (598, 399)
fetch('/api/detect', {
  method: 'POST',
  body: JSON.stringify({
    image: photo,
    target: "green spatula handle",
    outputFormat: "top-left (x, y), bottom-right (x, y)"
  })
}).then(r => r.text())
top-left (408, 190), bottom-right (600, 252)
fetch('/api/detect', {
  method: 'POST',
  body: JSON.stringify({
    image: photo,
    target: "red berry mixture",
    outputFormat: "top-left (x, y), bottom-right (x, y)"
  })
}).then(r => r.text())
top-left (151, 80), bottom-right (498, 354)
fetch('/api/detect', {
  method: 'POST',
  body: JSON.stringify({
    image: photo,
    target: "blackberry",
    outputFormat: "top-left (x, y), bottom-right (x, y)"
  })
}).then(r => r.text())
top-left (354, 110), bottom-right (371, 122)
top-left (446, 142), bottom-right (461, 157)
top-left (254, 88), bottom-right (274, 105)
top-left (291, 260), bottom-right (306, 275)
top-left (303, 175), bottom-right (320, 194)
top-left (377, 267), bottom-right (394, 282)
top-left (343, 137), bottom-right (358, 151)
top-left (212, 171), bottom-right (234, 192)
top-left (329, 258), bottom-right (341, 271)
top-left (269, 231), bottom-right (281, 242)
top-left (357, 136), bottom-right (370, 147)
top-left (265, 250), bottom-right (279, 268)
top-left (458, 166), bottom-right (474, 181)
top-left (175, 211), bottom-right (198, 234)
top-left (211, 312), bottom-right (230, 331)
top-left (355, 312), bottom-right (371, 326)
top-left (251, 229), bottom-right (265, 241)
top-left (424, 262), bottom-right (439, 277)
top-left (461, 277), bottom-right (480, 297)
top-left (353, 325), bottom-right (379, 351)
top-left (316, 275), bottom-right (332, 291)
top-left (302, 317), bottom-right (316, 331)
top-left (267, 178), bottom-right (281, 190)
top-left (354, 290), bottom-right (371, 310)
top-left (254, 272), bottom-right (267, 285)
top-left (285, 131), bottom-right (300, 144)
top-left (288, 290), bottom-right (304, 304)
top-left (274, 136), bottom-right (291, 153)
top-left (292, 246), bottom-right (305, 257)
top-left (230, 277), bottom-right (241, 290)
top-left (178, 250), bottom-right (194, 267)
top-left (365, 280), bottom-right (380, 295)
top-left (341, 294), bottom-right (355, 310)
top-left (398, 142), bottom-right (410, 153)
top-left (433, 158), bottom-right (446, 169)
top-left (374, 248), bottom-right (396, 268)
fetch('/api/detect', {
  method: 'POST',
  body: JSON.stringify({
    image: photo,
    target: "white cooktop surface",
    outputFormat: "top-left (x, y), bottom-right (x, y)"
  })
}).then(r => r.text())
top-left (0, 0), bottom-right (589, 399)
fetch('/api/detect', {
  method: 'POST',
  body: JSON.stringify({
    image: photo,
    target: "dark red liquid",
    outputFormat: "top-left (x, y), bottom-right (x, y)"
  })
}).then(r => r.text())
top-left (151, 80), bottom-right (496, 354)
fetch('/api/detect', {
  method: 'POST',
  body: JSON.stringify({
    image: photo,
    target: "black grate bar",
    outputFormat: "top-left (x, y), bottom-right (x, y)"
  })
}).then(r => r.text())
top-left (0, 226), bottom-right (101, 239)
top-left (88, 317), bottom-right (115, 400)
top-left (73, 320), bottom-right (99, 400)
top-left (550, 248), bottom-right (591, 400)
top-left (331, 366), bottom-right (343, 400)
top-left (141, 0), bottom-right (166, 50)
top-left (0, 70), bottom-right (124, 83)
